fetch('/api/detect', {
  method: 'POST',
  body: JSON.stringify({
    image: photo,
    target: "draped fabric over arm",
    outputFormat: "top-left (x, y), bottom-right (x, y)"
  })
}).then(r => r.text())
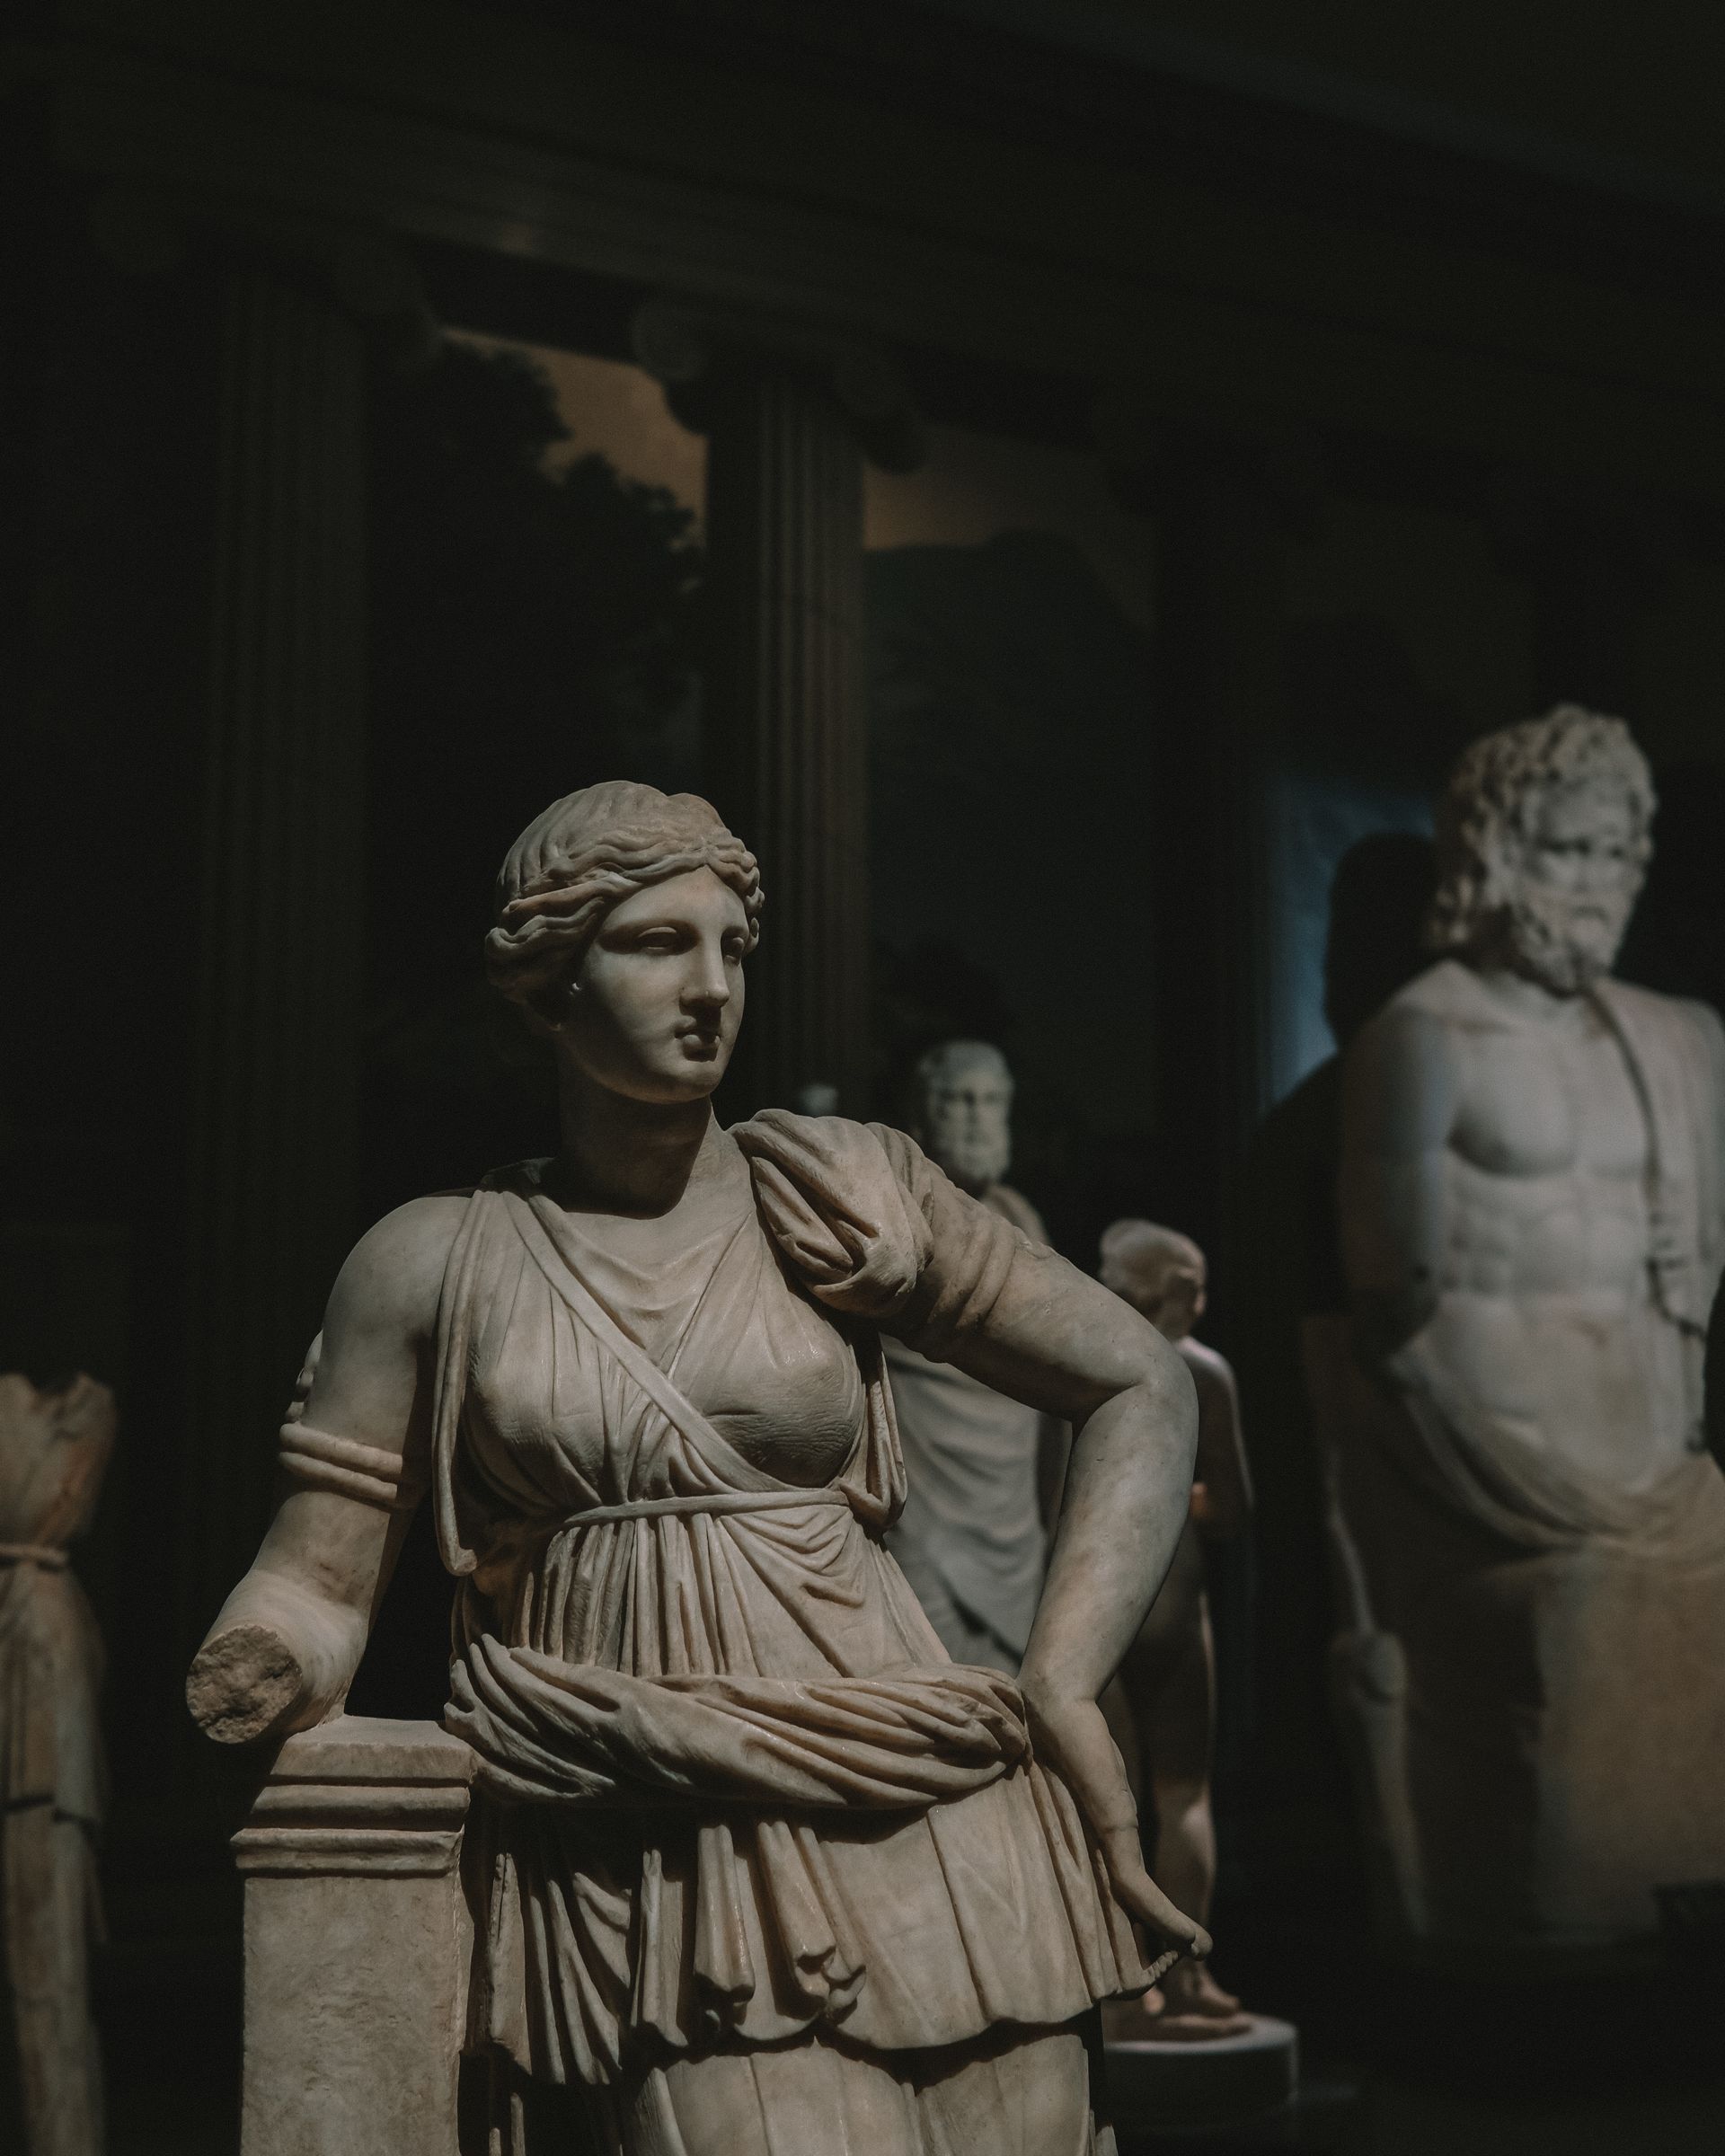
top-left (734, 1114), bottom-right (1064, 1667)
top-left (733, 1112), bottom-right (1039, 1356)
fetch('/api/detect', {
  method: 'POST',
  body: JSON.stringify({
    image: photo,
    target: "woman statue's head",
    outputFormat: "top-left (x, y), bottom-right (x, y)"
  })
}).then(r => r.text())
top-left (486, 782), bottom-right (763, 1103)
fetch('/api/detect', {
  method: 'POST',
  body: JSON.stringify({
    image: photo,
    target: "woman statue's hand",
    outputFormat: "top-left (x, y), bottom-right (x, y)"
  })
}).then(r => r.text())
top-left (186, 1569), bottom-right (360, 1745)
top-left (1021, 1683), bottom-right (1212, 1980)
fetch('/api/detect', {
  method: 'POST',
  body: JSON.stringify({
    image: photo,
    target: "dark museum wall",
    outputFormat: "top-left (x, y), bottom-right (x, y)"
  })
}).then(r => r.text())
top-left (3, 2), bottom-right (1724, 2146)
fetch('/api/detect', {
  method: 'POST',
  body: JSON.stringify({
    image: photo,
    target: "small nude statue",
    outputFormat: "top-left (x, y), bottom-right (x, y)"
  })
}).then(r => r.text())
top-left (1335, 706), bottom-right (1725, 1948)
top-left (1097, 1223), bottom-right (1253, 2038)
top-left (0, 1372), bottom-right (115, 2156)
top-left (882, 1042), bottom-right (1060, 1674)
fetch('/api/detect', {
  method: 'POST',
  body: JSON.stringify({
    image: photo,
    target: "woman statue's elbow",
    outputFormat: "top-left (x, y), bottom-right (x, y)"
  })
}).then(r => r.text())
top-left (186, 1570), bottom-right (361, 1745)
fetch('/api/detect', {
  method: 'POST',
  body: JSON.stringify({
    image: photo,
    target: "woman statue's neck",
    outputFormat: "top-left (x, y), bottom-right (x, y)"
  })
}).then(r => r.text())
top-left (552, 1065), bottom-right (721, 1217)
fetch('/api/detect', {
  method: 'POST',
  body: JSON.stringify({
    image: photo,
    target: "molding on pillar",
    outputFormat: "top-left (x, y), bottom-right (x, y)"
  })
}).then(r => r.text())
top-left (231, 1717), bottom-right (474, 2156)
top-left (38, 12), bottom-right (1725, 493)
top-left (232, 1719), bottom-right (474, 1878)
top-left (88, 181), bottom-right (442, 367)
top-left (632, 294), bottom-right (924, 473)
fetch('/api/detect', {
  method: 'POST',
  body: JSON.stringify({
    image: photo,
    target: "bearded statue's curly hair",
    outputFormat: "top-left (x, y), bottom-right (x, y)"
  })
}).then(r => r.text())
top-left (1426, 706), bottom-right (1654, 954)
top-left (485, 781), bottom-right (763, 1006)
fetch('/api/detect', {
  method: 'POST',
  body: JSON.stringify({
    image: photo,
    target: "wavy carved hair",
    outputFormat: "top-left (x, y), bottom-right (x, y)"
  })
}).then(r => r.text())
top-left (485, 781), bottom-right (763, 1008)
top-left (1426, 705), bottom-right (1654, 955)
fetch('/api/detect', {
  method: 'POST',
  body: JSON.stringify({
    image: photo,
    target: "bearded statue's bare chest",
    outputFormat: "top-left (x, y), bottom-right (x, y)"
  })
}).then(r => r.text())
top-left (1448, 1015), bottom-right (1648, 1188)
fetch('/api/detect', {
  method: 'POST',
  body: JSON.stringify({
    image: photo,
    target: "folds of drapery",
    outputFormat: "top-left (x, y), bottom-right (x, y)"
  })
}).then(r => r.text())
top-left (463, 1754), bottom-right (1148, 2086)
top-left (0, 1373), bottom-right (111, 2156)
top-left (447, 1637), bottom-right (1031, 1807)
top-left (1347, 1335), bottom-right (1725, 1564)
top-left (0, 1373), bottom-right (111, 1824)
top-left (429, 1118), bottom-right (1154, 2088)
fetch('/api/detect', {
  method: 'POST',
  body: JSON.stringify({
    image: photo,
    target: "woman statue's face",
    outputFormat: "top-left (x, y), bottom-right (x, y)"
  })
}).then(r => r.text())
top-left (561, 867), bottom-right (748, 1102)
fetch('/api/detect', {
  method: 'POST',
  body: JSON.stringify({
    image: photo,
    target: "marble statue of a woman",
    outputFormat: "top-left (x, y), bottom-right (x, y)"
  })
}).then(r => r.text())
top-left (187, 782), bottom-right (1206, 2154)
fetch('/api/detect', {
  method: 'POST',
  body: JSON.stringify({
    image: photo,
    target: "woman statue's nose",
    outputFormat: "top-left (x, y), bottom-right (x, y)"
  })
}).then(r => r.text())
top-left (690, 947), bottom-right (730, 1006)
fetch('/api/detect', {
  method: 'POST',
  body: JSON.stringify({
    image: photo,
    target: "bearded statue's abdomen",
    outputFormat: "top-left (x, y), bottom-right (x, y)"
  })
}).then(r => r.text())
top-left (1425, 1005), bottom-right (1694, 1492)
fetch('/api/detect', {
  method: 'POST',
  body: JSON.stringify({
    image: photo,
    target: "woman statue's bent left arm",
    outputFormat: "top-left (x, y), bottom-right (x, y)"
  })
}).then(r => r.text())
top-left (942, 1241), bottom-right (1207, 1963)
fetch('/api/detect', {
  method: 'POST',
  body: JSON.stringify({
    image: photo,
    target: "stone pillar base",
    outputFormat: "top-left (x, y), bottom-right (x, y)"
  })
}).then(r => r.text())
top-left (231, 1716), bottom-right (475, 2156)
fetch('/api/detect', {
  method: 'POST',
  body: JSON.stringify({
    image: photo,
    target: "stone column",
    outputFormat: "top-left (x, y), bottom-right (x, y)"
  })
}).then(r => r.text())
top-left (230, 1716), bottom-right (475, 2156)
top-left (181, 264), bottom-right (368, 1649)
top-left (1098, 409), bottom-right (1320, 1251)
top-left (632, 299), bottom-right (922, 1117)
top-left (141, 214), bottom-right (438, 1696)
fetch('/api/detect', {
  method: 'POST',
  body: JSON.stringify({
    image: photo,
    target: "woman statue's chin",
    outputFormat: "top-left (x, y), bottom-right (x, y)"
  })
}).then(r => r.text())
top-left (584, 1049), bottom-right (731, 1108)
top-left (555, 1022), bottom-right (737, 1108)
top-left (658, 1065), bottom-right (726, 1104)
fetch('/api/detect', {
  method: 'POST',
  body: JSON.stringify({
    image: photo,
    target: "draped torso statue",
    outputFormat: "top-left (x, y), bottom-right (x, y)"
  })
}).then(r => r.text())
top-left (0, 1372), bottom-right (113, 2156)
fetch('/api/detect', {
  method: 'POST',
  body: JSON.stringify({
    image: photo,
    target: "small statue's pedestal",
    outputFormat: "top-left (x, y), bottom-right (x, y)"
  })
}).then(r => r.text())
top-left (1107, 2017), bottom-right (1300, 2138)
top-left (231, 1715), bottom-right (476, 2156)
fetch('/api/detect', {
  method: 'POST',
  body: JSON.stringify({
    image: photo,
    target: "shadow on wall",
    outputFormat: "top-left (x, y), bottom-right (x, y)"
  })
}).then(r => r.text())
top-left (1269, 778), bottom-right (1436, 1103)
top-left (1230, 830), bottom-right (1438, 2028)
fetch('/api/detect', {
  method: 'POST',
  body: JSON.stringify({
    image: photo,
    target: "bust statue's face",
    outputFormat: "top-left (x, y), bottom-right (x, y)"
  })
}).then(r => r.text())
top-left (560, 867), bottom-right (748, 1103)
top-left (920, 1048), bottom-right (1013, 1193)
top-left (1500, 777), bottom-right (1641, 994)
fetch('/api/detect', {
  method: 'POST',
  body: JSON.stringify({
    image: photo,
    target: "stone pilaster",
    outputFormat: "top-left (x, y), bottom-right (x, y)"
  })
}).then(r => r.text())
top-left (1098, 406), bottom-right (1322, 1250)
top-left (123, 211), bottom-right (438, 1696)
top-left (632, 299), bottom-right (922, 1116)
top-left (181, 263), bottom-right (368, 1662)
top-left (230, 1716), bottom-right (475, 2156)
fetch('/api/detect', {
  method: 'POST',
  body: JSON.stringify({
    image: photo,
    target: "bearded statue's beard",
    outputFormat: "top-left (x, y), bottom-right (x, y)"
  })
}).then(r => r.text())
top-left (927, 1123), bottom-right (1011, 1191)
top-left (1493, 882), bottom-right (1633, 994)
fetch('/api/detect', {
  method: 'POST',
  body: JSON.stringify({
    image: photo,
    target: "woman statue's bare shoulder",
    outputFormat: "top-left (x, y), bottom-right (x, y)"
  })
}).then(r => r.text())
top-left (324, 1191), bottom-right (473, 1348)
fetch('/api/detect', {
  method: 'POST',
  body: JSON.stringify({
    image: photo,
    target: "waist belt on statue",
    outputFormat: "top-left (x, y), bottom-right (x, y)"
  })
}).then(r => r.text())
top-left (0, 1543), bottom-right (68, 1570)
top-left (569, 1488), bottom-right (852, 1527)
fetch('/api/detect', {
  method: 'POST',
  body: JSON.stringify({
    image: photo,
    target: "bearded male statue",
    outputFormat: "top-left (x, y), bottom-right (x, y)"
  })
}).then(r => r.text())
top-left (1330, 705), bottom-right (1725, 1952)
top-left (883, 1042), bottom-right (1063, 1673)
